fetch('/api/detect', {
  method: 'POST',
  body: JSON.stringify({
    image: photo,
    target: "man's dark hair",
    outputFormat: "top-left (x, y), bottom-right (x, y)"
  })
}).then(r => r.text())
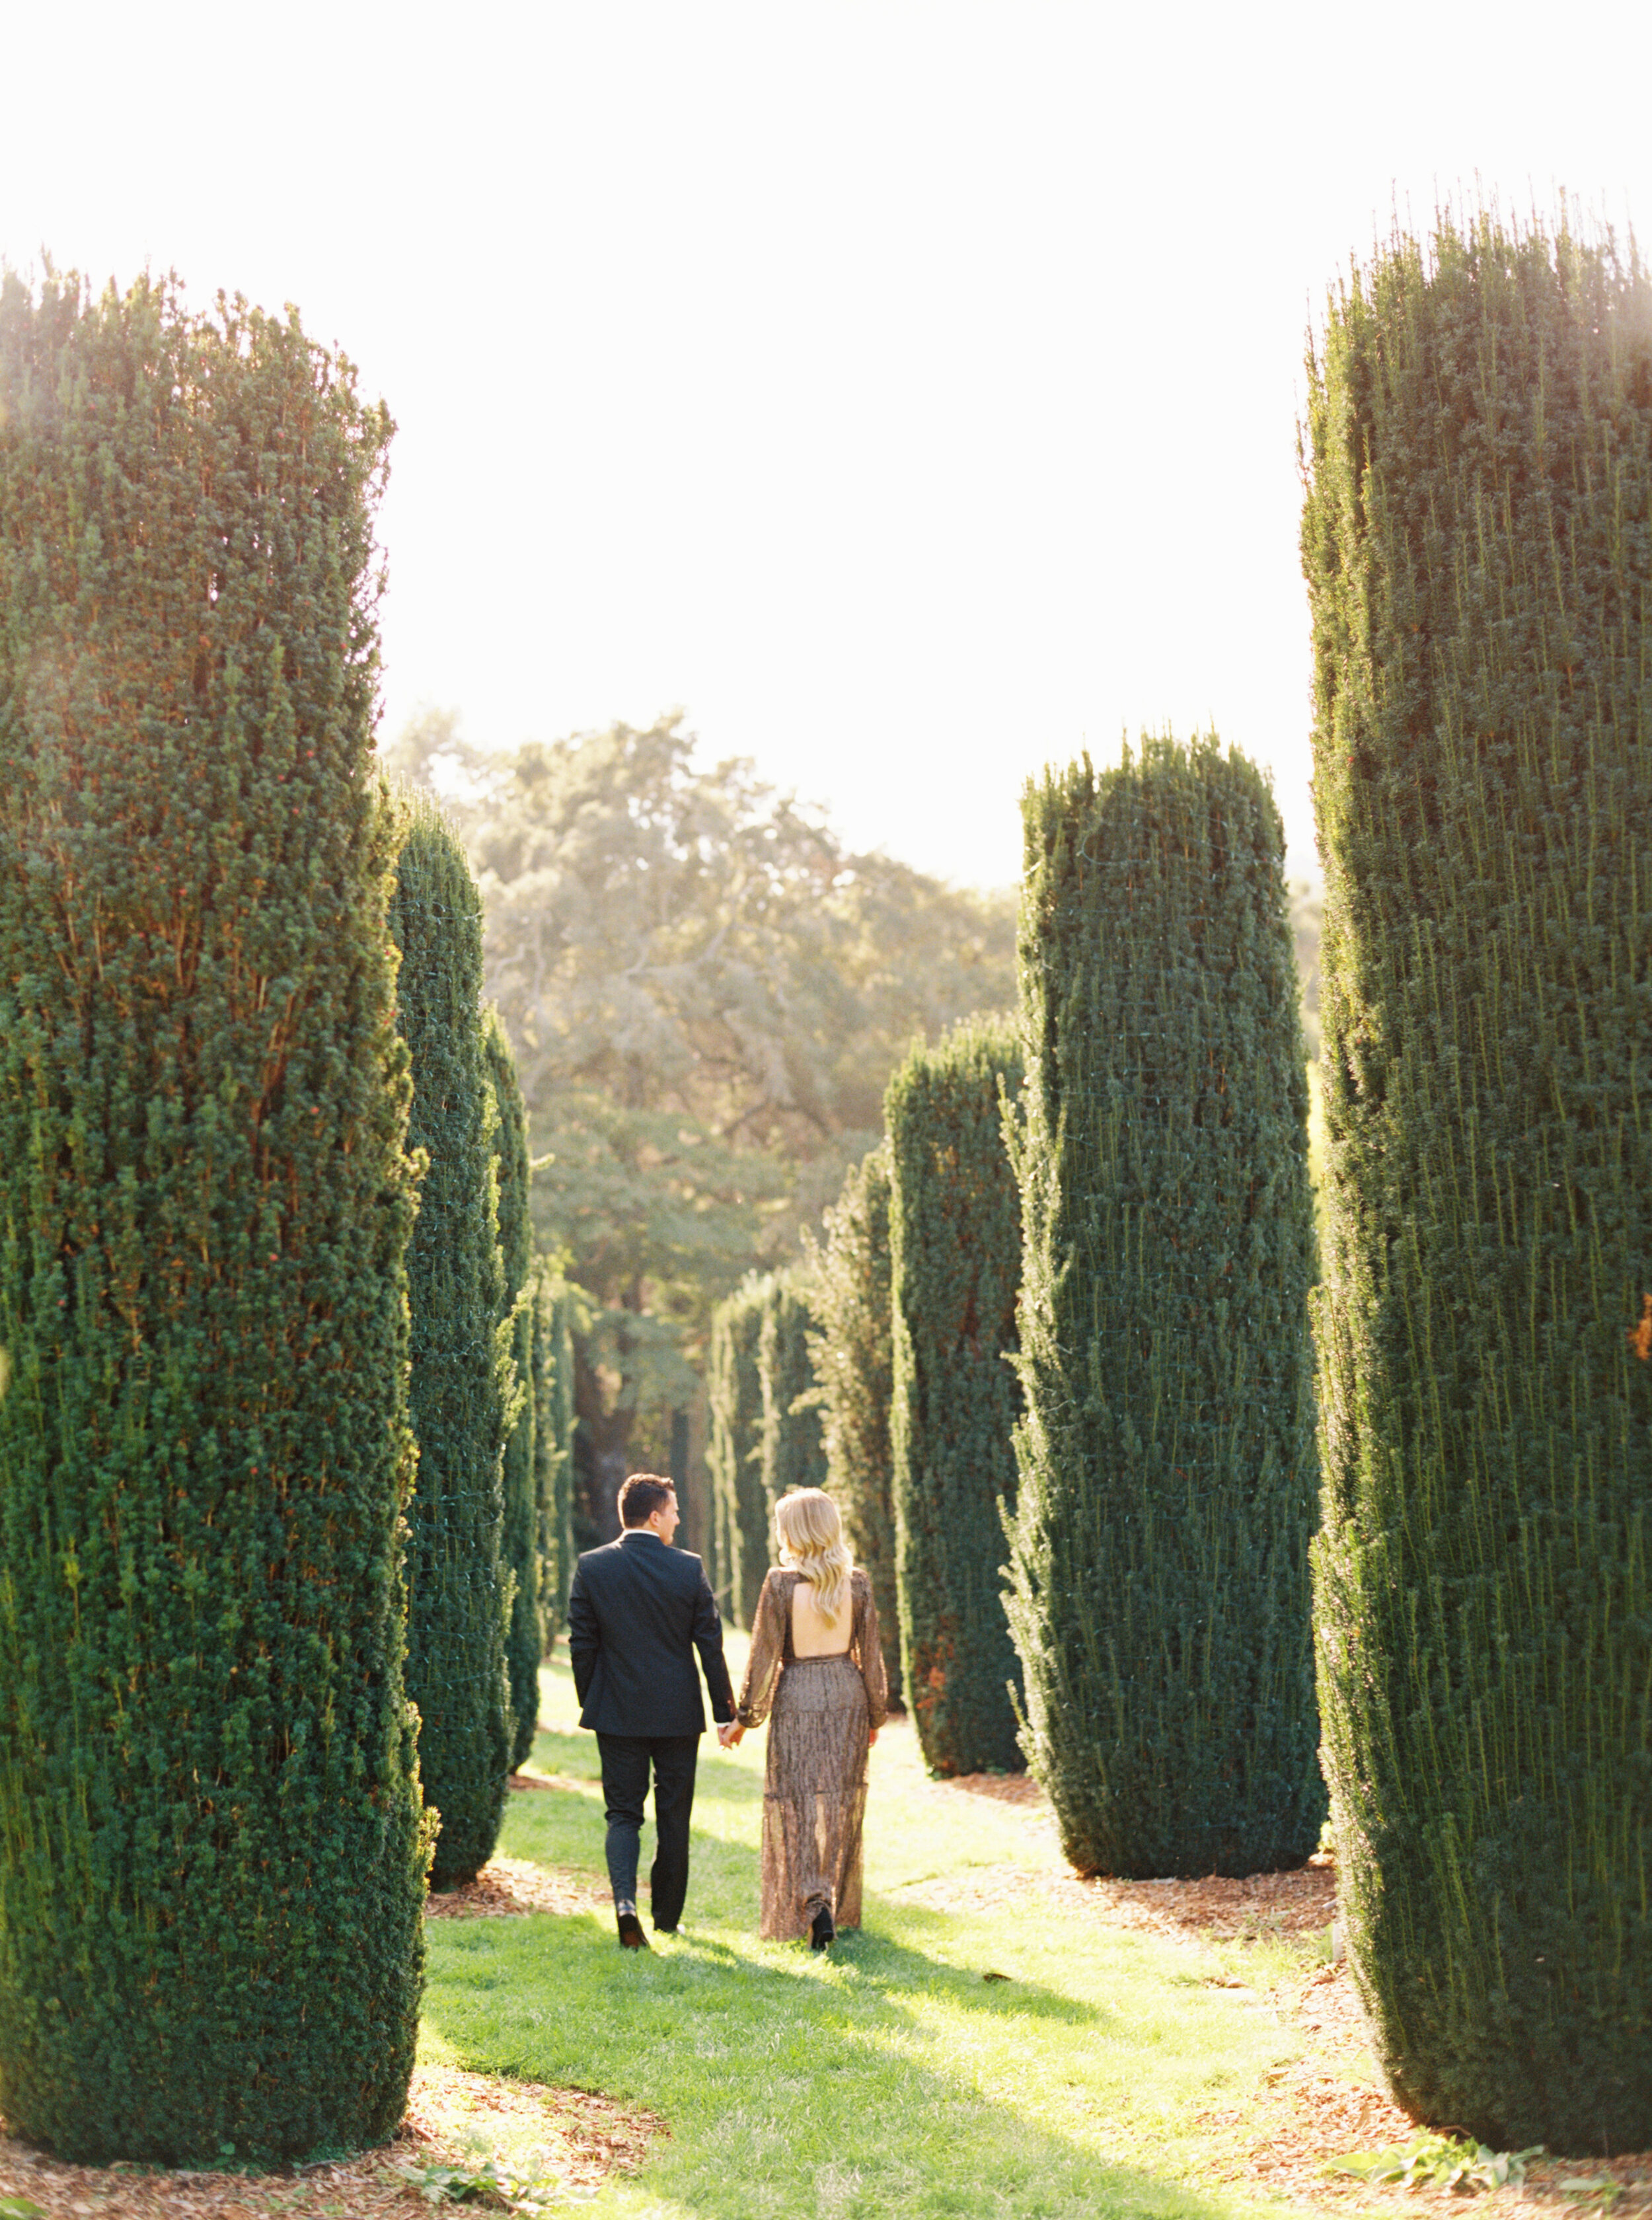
top-left (618, 1474), bottom-right (675, 1528)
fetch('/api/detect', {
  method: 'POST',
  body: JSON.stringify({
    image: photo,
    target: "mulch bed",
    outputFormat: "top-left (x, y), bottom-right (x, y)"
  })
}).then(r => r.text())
top-left (0, 2066), bottom-right (661, 2219)
top-left (426, 1854), bottom-right (611, 1922)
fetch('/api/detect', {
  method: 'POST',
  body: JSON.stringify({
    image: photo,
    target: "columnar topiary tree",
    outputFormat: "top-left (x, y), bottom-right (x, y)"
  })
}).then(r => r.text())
top-left (391, 802), bottom-right (513, 1886)
top-left (1006, 735), bottom-right (1323, 1880)
top-left (484, 1007), bottom-right (537, 1769)
top-left (804, 1144), bottom-right (903, 1703)
top-left (887, 1021), bottom-right (1024, 1773)
top-left (0, 272), bottom-right (426, 2163)
top-left (531, 1268), bottom-right (578, 1643)
top-left (761, 1270), bottom-right (827, 1514)
top-left (1302, 211), bottom-right (1652, 2152)
top-left (708, 1275), bottom-right (771, 1625)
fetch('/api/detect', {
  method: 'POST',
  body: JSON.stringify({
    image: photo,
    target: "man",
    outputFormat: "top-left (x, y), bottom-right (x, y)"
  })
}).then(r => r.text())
top-left (566, 1473), bottom-right (735, 1948)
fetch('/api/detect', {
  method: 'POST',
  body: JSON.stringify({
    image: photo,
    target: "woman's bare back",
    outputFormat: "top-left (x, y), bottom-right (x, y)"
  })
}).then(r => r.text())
top-left (790, 1580), bottom-right (852, 1657)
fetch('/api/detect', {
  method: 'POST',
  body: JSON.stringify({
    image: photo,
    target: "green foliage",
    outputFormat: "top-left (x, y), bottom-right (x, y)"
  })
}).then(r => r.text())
top-left (887, 1023), bottom-right (1024, 1772)
top-left (1006, 736), bottom-right (1323, 1881)
top-left (1302, 211), bottom-right (1652, 2152)
top-left (803, 1144), bottom-right (902, 1704)
top-left (0, 272), bottom-right (426, 2161)
top-left (392, 710), bottom-right (1016, 1498)
top-left (484, 1008), bottom-right (537, 1769)
top-left (760, 1271), bottom-right (827, 1513)
top-left (529, 1269), bottom-right (579, 1643)
top-left (391, 803), bottom-right (513, 1887)
top-left (708, 1275), bottom-right (771, 1626)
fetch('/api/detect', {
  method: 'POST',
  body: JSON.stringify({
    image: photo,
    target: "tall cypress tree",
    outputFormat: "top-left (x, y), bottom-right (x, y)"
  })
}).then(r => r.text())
top-left (761, 1271), bottom-right (827, 1512)
top-left (805, 1144), bottom-right (903, 1704)
top-left (484, 1007), bottom-right (537, 1770)
top-left (391, 803), bottom-right (512, 1888)
top-left (1007, 737), bottom-right (1323, 1880)
top-left (888, 1020), bottom-right (1024, 1774)
top-left (708, 1274), bottom-right (770, 1626)
top-left (0, 273), bottom-right (426, 2162)
top-left (1302, 213), bottom-right (1652, 2151)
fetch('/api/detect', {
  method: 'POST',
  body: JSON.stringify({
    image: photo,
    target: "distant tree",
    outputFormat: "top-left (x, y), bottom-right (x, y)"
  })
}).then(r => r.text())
top-left (761, 1273), bottom-right (827, 1514)
top-left (708, 1275), bottom-right (773, 1626)
top-left (484, 1007), bottom-right (539, 1769)
top-left (0, 272), bottom-right (425, 2163)
top-left (803, 1144), bottom-right (902, 1703)
top-left (391, 712), bottom-right (1016, 1530)
top-left (1007, 737), bottom-right (1322, 1880)
top-left (391, 802), bottom-right (515, 1887)
top-left (887, 1019), bottom-right (1024, 1775)
top-left (530, 1267), bottom-right (581, 1643)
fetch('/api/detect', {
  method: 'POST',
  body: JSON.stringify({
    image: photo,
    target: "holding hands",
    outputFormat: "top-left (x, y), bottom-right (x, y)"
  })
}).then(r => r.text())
top-left (718, 1720), bottom-right (745, 1749)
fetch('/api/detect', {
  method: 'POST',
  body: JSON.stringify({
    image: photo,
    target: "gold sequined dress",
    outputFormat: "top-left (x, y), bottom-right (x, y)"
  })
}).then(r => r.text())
top-left (735, 1567), bottom-right (889, 1940)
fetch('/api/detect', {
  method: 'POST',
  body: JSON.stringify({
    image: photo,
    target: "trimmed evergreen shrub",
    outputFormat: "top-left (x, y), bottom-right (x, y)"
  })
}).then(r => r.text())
top-left (391, 802), bottom-right (513, 1888)
top-left (484, 1007), bottom-right (537, 1769)
top-left (761, 1271), bottom-right (827, 1513)
top-left (887, 1021), bottom-right (1024, 1773)
top-left (531, 1268), bottom-right (578, 1644)
top-left (0, 272), bottom-right (426, 2162)
top-left (804, 1144), bottom-right (903, 1705)
top-left (708, 1274), bottom-right (770, 1626)
top-left (1006, 736), bottom-right (1323, 1880)
top-left (1302, 212), bottom-right (1652, 2151)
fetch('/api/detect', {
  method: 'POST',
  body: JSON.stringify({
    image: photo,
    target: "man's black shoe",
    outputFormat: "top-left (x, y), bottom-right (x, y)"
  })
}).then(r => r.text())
top-left (809, 1907), bottom-right (835, 1952)
top-left (617, 1911), bottom-right (649, 1950)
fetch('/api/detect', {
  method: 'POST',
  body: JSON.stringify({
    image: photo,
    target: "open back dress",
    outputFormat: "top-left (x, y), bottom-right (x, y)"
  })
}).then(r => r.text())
top-left (735, 1567), bottom-right (889, 1940)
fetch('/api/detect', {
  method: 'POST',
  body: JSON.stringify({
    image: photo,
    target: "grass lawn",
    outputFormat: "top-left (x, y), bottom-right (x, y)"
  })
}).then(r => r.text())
top-left (421, 1648), bottom-right (1317, 2219)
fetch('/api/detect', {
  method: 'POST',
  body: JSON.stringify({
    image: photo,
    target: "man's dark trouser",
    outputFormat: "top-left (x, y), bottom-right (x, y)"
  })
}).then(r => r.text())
top-left (595, 1733), bottom-right (699, 1931)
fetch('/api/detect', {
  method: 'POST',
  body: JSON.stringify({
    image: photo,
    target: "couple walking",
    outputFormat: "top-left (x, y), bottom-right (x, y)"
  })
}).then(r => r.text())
top-left (567, 1474), bottom-right (888, 1950)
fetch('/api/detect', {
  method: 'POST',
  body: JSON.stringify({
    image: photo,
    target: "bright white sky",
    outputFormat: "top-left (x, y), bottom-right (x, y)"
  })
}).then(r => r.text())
top-left (4, 1), bottom-right (1649, 888)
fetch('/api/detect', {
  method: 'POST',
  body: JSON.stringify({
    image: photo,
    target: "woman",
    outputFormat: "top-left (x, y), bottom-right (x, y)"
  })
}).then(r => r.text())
top-left (720, 1487), bottom-right (887, 1948)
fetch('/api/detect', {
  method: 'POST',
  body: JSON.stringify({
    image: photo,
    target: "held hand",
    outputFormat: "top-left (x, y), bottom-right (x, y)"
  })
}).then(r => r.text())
top-left (718, 1721), bottom-right (745, 1749)
top-left (868, 1727), bottom-right (878, 1749)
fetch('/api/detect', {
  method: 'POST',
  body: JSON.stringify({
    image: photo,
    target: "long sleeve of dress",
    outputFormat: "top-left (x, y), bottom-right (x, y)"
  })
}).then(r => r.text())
top-left (852, 1576), bottom-right (889, 1731)
top-left (736, 1571), bottom-right (786, 1728)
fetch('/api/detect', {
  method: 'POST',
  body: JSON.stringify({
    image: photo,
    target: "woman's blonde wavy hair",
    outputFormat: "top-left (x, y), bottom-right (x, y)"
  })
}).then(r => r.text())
top-left (774, 1488), bottom-right (854, 1625)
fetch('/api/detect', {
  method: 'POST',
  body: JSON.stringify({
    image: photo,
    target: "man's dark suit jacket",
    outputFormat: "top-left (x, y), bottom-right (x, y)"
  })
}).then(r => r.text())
top-left (567, 1530), bottom-right (735, 1737)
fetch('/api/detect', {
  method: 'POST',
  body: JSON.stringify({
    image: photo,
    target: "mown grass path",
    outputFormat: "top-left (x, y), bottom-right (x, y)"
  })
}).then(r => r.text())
top-left (422, 1651), bottom-right (1314, 2219)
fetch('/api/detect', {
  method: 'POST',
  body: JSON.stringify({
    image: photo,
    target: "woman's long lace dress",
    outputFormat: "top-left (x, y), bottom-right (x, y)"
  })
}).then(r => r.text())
top-left (735, 1567), bottom-right (888, 1940)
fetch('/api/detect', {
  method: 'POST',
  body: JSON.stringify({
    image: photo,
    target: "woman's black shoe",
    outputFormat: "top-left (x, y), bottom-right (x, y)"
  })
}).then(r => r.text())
top-left (809, 1907), bottom-right (835, 1952)
top-left (617, 1911), bottom-right (649, 1950)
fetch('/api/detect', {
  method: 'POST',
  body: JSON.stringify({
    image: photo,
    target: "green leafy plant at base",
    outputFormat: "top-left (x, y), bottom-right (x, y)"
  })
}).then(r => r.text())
top-left (759, 1271), bottom-right (827, 1516)
top-left (804, 1143), bottom-right (903, 1702)
top-left (393, 2137), bottom-right (579, 2209)
top-left (887, 1021), bottom-right (1024, 1773)
top-left (1324, 2138), bottom-right (1546, 2194)
top-left (393, 804), bottom-right (515, 1887)
top-left (1007, 736), bottom-right (1324, 1880)
top-left (1303, 210), bottom-right (1652, 2152)
top-left (0, 271), bottom-right (427, 2161)
top-left (485, 1008), bottom-right (538, 1769)
top-left (708, 1275), bottom-right (773, 1626)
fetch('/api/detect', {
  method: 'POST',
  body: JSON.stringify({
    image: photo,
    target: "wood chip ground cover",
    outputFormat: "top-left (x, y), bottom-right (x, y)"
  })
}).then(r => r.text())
top-left (0, 2067), bottom-right (659, 2219)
